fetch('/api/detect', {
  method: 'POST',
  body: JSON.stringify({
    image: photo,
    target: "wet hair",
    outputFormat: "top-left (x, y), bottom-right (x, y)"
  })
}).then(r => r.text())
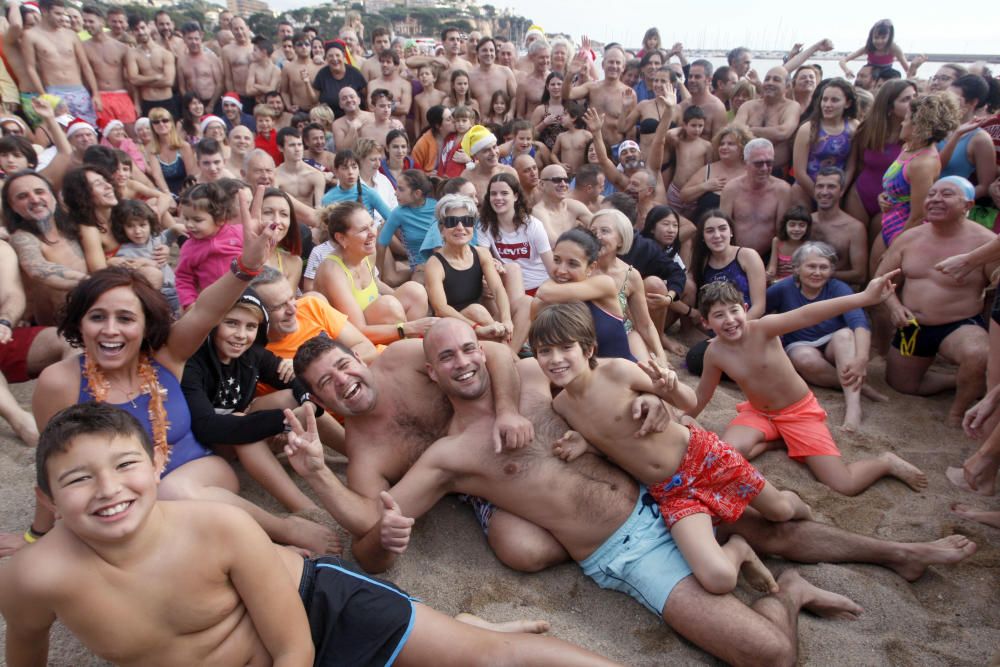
top-left (293, 334), bottom-right (356, 389)
top-left (178, 181), bottom-right (228, 221)
top-left (59, 267), bottom-right (173, 352)
top-left (322, 199), bottom-right (367, 240)
top-left (400, 169), bottom-right (431, 202)
top-left (528, 302), bottom-right (598, 369)
top-left (1, 170), bottom-right (77, 241)
top-left (480, 172), bottom-right (531, 239)
top-left (865, 19), bottom-right (894, 53)
top-left (0, 135), bottom-right (38, 169)
top-left (697, 280), bottom-right (743, 317)
top-left (216, 178), bottom-right (249, 219)
top-left (37, 403), bottom-right (154, 497)
top-left (539, 72), bottom-right (564, 106)
top-left (855, 79), bottom-right (918, 152)
top-left (62, 165), bottom-right (116, 232)
top-left (554, 227), bottom-right (600, 264)
top-left (951, 74), bottom-right (990, 110)
top-left (908, 92), bottom-right (960, 147)
top-left (110, 198), bottom-right (160, 245)
top-left (777, 206), bottom-right (813, 241)
top-left (601, 192), bottom-right (637, 226)
top-left (641, 205), bottom-right (681, 255)
top-left (262, 187), bottom-right (301, 256)
top-left (791, 240), bottom-right (838, 271)
top-left (692, 209), bottom-right (736, 287)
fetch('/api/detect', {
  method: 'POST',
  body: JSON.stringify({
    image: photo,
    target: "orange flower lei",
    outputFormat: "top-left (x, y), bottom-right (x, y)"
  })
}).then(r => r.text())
top-left (83, 352), bottom-right (172, 469)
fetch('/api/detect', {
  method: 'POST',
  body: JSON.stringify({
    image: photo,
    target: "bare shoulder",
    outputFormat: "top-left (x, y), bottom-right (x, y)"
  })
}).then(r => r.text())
top-left (963, 219), bottom-right (997, 243)
top-left (770, 177), bottom-right (792, 194)
top-left (37, 354), bottom-right (81, 396)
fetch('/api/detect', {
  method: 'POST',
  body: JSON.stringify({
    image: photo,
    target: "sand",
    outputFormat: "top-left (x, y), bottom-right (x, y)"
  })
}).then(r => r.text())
top-left (1, 355), bottom-right (998, 666)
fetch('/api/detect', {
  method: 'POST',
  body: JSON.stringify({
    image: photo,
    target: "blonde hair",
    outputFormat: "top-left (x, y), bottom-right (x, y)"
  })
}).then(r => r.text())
top-left (908, 92), bottom-right (960, 148)
top-left (711, 124), bottom-right (753, 161)
top-left (309, 104), bottom-right (335, 130)
top-left (591, 208), bottom-right (634, 255)
top-left (148, 107), bottom-right (184, 152)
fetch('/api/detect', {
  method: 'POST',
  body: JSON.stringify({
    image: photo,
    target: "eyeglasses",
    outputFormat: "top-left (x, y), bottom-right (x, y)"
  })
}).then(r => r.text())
top-left (294, 41), bottom-right (308, 47)
top-left (542, 176), bottom-right (570, 184)
top-left (442, 215), bottom-right (476, 228)
top-left (750, 159), bottom-right (774, 168)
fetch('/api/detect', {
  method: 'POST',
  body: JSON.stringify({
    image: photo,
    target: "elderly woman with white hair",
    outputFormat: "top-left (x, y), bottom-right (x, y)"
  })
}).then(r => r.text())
top-left (589, 207), bottom-right (668, 365)
top-left (765, 240), bottom-right (884, 430)
top-left (425, 193), bottom-right (516, 346)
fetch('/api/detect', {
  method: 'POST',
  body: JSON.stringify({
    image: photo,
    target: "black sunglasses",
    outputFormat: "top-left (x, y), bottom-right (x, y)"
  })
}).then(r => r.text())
top-left (442, 215), bottom-right (476, 228)
top-left (542, 176), bottom-right (570, 184)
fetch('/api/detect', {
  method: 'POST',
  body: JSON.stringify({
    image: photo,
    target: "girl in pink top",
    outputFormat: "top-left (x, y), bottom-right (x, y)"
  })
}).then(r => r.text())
top-left (174, 181), bottom-right (244, 308)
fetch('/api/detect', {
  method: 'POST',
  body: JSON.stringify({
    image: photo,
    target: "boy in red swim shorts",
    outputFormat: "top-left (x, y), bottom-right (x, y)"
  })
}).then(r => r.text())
top-left (689, 274), bottom-right (929, 496)
top-left (530, 302), bottom-right (811, 596)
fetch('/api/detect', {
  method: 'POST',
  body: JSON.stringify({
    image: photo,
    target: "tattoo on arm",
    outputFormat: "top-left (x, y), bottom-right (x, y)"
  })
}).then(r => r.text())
top-left (10, 234), bottom-right (87, 289)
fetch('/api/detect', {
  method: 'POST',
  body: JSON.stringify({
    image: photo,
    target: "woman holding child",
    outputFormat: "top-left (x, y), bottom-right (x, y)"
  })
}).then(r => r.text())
top-left (0, 186), bottom-right (338, 557)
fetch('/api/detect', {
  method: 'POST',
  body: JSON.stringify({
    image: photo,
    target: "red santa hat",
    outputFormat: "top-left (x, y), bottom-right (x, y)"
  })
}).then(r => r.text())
top-left (22, 2), bottom-right (40, 13)
top-left (199, 114), bottom-right (226, 134)
top-left (221, 92), bottom-right (242, 110)
top-left (100, 119), bottom-right (124, 136)
top-left (65, 118), bottom-right (96, 139)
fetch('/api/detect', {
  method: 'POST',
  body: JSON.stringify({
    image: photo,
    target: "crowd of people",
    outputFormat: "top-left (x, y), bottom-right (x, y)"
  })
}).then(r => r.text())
top-left (0, 5), bottom-right (997, 664)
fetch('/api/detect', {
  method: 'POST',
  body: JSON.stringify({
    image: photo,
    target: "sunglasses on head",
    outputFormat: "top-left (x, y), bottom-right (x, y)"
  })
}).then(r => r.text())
top-left (442, 215), bottom-right (476, 228)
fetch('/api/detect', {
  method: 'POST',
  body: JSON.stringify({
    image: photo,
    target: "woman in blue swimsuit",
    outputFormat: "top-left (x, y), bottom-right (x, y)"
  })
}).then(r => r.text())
top-left (6, 192), bottom-right (337, 556)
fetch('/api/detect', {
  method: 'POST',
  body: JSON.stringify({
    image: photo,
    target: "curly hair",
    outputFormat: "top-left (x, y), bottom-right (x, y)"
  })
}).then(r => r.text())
top-left (907, 92), bottom-right (960, 148)
top-left (62, 165), bottom-right (117, 233)
top-left (711, 124), bottom-right (753, 161)
top-left (479, 172), bottom-right (532, 240)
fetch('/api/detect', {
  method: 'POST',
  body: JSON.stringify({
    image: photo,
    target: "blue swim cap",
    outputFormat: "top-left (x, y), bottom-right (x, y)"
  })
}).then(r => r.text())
top-left (936, 175), bottom-right (975, 201)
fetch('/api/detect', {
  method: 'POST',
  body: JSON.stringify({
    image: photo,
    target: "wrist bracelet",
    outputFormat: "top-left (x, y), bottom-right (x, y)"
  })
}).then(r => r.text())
top-left (396, 322), bottom-right (406, 340)
top-left (236, 255), bottom-right (263, 276)
top-left (0, 318), bottom-right (11, 329)
top-left (230, 257), bottom-right (260, 281)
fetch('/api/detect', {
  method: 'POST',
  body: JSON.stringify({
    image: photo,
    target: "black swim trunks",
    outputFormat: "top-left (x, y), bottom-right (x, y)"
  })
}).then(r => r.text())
top-left (892, 315), bottom-right (987, 358)
top-left (992, 290), bottom-right (1000, 327)
top-left (299, 557), bottom-right (416, 666)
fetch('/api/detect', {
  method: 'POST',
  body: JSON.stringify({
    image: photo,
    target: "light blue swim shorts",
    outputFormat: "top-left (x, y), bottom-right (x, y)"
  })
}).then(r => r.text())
top-left (578, 486), bottom-right (693, 616)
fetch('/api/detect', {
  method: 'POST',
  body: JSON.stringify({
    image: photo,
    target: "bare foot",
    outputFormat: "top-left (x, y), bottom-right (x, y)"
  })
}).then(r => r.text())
top-left (860, 384), bottom-right (888, 402)
top-left (888, 534), bottom-right (978, 582)
top-left (732, 535), bottom-right (779, 593)
top-left (777, 569), bottom-right (863, 620)
top-left (7, 410), bottom-right (39, 446)
top-left (945, 466), bottom-right (975, 492)
top-left (947, 411), bottom-right (964, 428)
top-left (842, 403), bottom-right (861, 432)
top-left (283, 515), bottom-right (342, 557)
top-left (0, 531), bottom-right (29, 558)
top-left (455, 613), bottom-right (551, 634)
top-left (881, 452), bottom-right (927, 491)
top-left (951, 503), bottom-right (1000, 529)
top-left (662, 335), bottom-right (686, 356)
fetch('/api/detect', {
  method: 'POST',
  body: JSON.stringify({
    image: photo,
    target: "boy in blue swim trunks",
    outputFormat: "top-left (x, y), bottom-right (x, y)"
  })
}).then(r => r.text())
top-left (530, 302), bottom-right (811, 595)
top-left (0, 403), bottom-right (619, 667)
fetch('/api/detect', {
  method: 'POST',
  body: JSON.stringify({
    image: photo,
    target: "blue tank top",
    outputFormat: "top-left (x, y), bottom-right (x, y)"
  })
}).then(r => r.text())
top-left (587, 301), bottom-right (636, 361)
top-left (77, 356), bottom-right (212, 477)
top-left (937, 131), bottom-right (977, 180)
top-left (703, 248), bottom-right (752, 307)
top-left (158, 151), bottom-right (188, 195)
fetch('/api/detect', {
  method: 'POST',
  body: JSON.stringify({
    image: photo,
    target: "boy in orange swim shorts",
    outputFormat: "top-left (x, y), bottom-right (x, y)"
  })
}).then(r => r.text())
top-left (689, 275), bottom-right (928, 496)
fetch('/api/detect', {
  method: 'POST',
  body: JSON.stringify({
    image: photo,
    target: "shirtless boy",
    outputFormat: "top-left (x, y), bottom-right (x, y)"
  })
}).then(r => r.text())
top-left (651, 105), bottom-right (711, 218)
top-left (178, 22), bottom-right (224, 113)
top-left (531, 303), bottom-right (810, 595)
top-left (358, 88), bottom-right (404, 146)
top-left (366, 50), bottom-right (411, 124)
top-left (279, 33), bottom-right (319, 113)
top-left (80, 6), bottom-right (134, 129)
top-left (275, 127), bottom-right (325, 208)
top-left (302, 122), bottom-right (336, 177)
top-left (552, 102), bottom-right (593, 176)
top-left (21, 0), bottom-right (102, 125)
top-left (245, 37), bottom-right (280, 104)
top-left (412, 64), bottom-right (445, 136)
top-left (0, 402), bottom-right (621, 667)
top-left (689, 277), bottom-right (928, 496)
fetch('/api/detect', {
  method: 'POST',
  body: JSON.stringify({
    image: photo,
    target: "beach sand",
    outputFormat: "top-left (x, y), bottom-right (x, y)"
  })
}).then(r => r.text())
top-left (1, 355), bottom-right (998, 666)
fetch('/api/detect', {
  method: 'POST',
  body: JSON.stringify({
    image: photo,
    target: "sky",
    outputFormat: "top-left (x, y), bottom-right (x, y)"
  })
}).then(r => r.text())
top-left (489, 0), bottom-right (1000, 56)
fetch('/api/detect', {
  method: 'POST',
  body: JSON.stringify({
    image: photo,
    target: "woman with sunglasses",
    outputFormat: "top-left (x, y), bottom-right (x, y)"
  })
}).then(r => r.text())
top-left (148, 108), bottom-right (196, 196)
top-left (425, 194), bottom-right (513, 345)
